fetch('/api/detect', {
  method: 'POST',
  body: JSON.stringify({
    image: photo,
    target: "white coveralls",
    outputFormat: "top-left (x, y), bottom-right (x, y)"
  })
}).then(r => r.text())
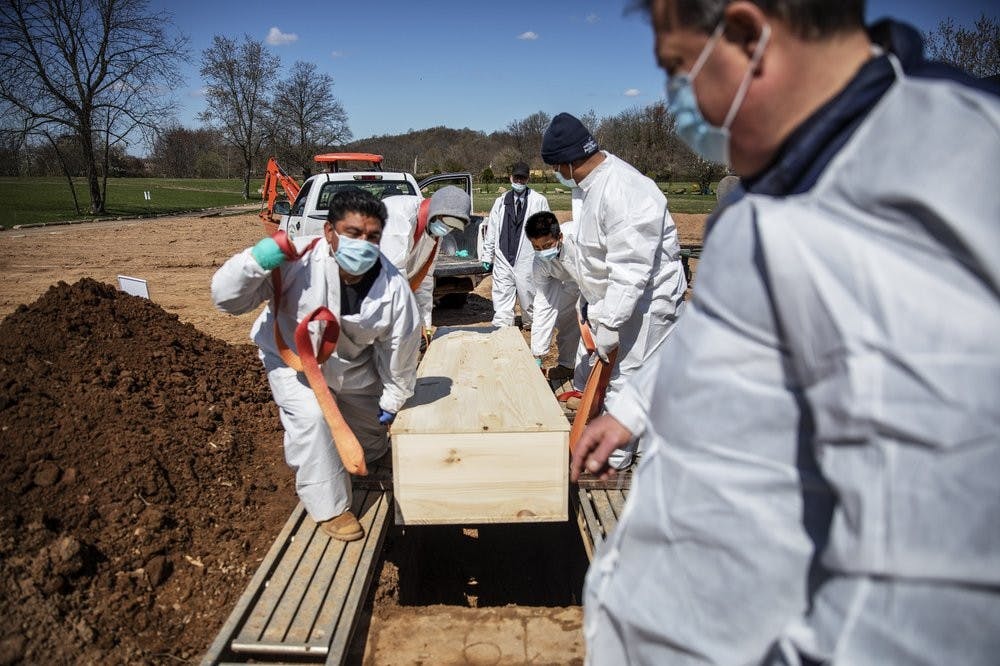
top-left (572, 152), bottom-right (687, 467)
top-left (530, 220), bottom-right (589, 391)
top-left (482, 188), bottom-right (550, 327)
top-left (381, 195), bottom-right (437, 329)
top-left (211, 238), bottom-right (421, 522)
top-left (586, 46), bottom-right (1000, 665)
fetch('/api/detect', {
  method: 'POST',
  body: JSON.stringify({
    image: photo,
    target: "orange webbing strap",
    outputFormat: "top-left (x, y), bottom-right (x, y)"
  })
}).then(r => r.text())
top-left (267, 231), bottom-right (367, 476)
top-left (293, 307), bottom-right (367, 476)
top-left (568, 349), bottom-right (617, 455)
top-left (408, 238), bottom-right (439, 292)
top-left (578, 315), bottom-right (596, 353)
top-left (412, 198), bottom-right (431, 245)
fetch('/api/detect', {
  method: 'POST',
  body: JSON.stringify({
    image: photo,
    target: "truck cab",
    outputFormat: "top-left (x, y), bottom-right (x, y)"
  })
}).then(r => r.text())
top-left (275, 155), bottom-right (488, 306)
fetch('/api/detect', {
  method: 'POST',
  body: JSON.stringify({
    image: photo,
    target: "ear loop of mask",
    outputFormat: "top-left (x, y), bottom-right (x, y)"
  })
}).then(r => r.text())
top-left (721, 23), bottom-right (771, 129)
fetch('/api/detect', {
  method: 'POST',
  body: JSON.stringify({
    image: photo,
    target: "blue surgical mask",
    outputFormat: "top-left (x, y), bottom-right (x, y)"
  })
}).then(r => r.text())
top-left (536, 245), bottom-right (560, 262)
top-left (334, 233), bottom-right (380, 275)
top-left (428, 219), bottom-right (451, 238)
top-left (666, 22), bottom-right (770, 167)
top-left (510, 181), bottom-right (527, 193)
top-left (554, 165), bottom-right (577, 189)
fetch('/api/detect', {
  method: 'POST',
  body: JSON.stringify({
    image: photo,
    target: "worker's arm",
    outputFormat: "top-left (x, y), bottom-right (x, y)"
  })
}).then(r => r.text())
top-left (480, 198), bottom-right (501, 264)
top-left (381, 197), bottom-right (421, 272)
top-left (600, 188), bottom-right (664, 330)
top-left (373, 281), bottom-right (422, 413)
top-left (529, 259), bottom-right (560, 359)
top-left (210, 245), bottom-right (276, 315)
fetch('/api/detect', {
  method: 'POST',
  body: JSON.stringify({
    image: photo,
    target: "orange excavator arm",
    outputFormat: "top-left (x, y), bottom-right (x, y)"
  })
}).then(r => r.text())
top-left (259, 157), bottom-right (301, 235)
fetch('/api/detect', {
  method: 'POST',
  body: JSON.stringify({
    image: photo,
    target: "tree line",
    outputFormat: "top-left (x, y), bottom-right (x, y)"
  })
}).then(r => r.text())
top-left (1, 0), bottom-right (996, 214)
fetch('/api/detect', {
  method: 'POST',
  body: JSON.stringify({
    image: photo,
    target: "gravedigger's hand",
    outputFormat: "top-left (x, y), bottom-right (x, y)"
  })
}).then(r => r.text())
top-left (377, 409), bottom-right (396, 426)
top-left (571, 414), bottom-right (633, 482)
top-left (595, 326), bottom-right (619, 363)
top-left (251, 237), bottom-right (287, 271)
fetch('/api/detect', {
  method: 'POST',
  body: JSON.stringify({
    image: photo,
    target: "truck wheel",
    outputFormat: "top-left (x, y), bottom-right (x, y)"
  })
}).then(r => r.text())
top-left (437, 293), bottom-right (468, 309)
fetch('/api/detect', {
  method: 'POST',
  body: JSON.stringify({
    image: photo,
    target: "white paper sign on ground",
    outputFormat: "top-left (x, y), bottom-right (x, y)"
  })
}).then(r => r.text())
top-left (117, 275), bottom-right (150, 299)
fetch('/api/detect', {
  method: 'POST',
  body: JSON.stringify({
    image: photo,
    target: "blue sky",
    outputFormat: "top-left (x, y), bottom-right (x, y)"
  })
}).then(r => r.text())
top-left (154, 0), bottom-right (997, 143)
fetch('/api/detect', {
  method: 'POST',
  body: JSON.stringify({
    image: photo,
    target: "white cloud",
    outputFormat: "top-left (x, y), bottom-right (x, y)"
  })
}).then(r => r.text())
top-left (517, 31), bottom-right (539, 40)
top-left (624, 88), bottom-right (641, 97)
top-left (266, 27), bottom-right (298, 46)
top-left (586, 13), bottom-right (599, 24)
top-left (330, 50), bottom-right (344, 58)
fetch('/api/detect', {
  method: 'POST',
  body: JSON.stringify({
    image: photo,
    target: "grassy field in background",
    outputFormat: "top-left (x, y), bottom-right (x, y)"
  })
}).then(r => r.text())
top-left (476, 180), bottom-right (718, 215)
top-left (1, 176), bottom-right (719, 227)
top-left (0, 177), bottom-right (250, 227)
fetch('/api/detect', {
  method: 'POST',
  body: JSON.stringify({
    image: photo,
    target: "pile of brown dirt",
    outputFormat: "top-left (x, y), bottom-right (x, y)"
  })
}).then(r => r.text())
top-left (0, 279), bottom-right (295, 664)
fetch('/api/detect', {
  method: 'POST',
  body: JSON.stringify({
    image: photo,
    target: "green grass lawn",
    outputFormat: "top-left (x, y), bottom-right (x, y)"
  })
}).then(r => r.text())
top-left (1, 176), bottom-right (718, 228)
top-left (0, 177), bottom-right (252, 227)
top-left (474, 181), bottom-right (719, 216)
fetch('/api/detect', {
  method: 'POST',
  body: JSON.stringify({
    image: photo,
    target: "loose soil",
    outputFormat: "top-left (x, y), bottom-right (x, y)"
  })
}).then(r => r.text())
top-left (0, 207), bottom-right (706, 665)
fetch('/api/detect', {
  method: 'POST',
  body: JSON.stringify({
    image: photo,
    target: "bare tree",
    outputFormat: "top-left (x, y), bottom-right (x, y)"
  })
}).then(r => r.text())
top-left (505, 111), bottom-right (551, 165)
top-left (0, 0), bottom-right (186, 213)
top-left (924, 14), bottom-right (999, 79)
top-left (268, 61), bottom-right (351, 179)
top-left (200, 35), bottom-right (279, 199)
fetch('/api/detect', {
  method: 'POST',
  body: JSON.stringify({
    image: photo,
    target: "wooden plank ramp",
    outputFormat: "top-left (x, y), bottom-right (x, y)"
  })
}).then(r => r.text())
top-left (572, 474), bottom-right (632, 562)
top-left (201, 462), bottom-right (393, 666)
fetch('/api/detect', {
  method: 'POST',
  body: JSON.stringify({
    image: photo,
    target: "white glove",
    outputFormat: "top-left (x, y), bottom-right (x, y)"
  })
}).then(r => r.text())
top-left (594, 326), bottom-right (619, 363)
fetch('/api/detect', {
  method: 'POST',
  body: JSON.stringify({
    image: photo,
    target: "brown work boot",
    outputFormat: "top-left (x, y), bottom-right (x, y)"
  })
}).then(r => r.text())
top-left (546, 365), bottom-right (574, 383)
top-left (319, 511), bottom-right (364, 542)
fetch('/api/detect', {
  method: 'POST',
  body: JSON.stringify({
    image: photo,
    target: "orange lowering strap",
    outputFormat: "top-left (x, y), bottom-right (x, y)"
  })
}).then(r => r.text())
top-left (408, 198), bottom-right (439, 292)
top-left (269, 231), bottom-right (368, 476)
top-left (568, 315), bottom-right (617, 454)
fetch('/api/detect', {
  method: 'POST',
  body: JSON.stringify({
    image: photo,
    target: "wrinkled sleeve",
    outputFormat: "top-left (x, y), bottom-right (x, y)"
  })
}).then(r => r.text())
top-left (530, 259), bottom-right (560, 358)
top-left (210, 248), bottom-right (274, 315)
top-left (381, 198), bottom-right (419, 273)
top-left (374, 283), bottom-right (422, 413)
top-left (481, 199), bottom-right (500, 263)
top-left (601, 188), bottom-right (663, 330)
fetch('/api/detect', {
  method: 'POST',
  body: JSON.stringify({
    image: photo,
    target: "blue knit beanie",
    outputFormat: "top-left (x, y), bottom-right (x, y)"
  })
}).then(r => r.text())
top-left (541, 112), bottom-right (599, 165)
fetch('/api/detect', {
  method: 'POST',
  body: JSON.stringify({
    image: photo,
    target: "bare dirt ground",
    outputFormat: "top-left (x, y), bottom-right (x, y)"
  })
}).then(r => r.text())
top-left (0, 207), bottom-right (706, 664)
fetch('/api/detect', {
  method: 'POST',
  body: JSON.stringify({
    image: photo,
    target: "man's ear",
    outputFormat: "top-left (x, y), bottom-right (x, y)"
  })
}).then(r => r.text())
top-left (723, 1), bottom-right (769, 60)
top-left (325, 221), bottom-right (338, 251)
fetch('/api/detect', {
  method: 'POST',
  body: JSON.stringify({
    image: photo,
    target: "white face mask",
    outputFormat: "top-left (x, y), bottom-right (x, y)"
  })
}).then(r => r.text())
top-left (665, 22), bottom-right (771, 167)
top-left (554, 164), bottom-right (576, 188)
top-left (510, 181), bottom-right (527, 193)
top-left (428, 219), bottom-right (451, 237)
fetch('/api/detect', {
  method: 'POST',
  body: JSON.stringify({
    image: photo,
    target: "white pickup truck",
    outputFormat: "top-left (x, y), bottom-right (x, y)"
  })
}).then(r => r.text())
top-left (273, 155), bottom-right (487, 306)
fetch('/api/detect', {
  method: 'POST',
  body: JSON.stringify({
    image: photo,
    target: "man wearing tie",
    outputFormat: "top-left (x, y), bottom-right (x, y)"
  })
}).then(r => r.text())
top-left (481, 161), bottom-right (551, 329)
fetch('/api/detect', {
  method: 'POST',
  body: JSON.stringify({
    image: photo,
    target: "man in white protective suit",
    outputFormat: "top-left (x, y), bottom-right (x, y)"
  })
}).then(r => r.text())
top-left (541, 112), bottom-right (687, 470)
top-left (523, 210), bottom-right (589, 395)
top-left (573, 1), bottom-right (1000, 664)
top-left (481, 161), bottom-right (550, 329)
top-left (211, 188), bottom-right (421, 542)
top-left (380, 186), bottom-right (472, 336)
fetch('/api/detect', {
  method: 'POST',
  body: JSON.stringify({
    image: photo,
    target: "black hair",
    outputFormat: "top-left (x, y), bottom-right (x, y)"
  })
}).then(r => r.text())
top-left (326, 187), bottom-right (387, 227)
top-left (630, 0), bottom-right (865, 40)
top-left (525, 211), bottom-right (562, 239)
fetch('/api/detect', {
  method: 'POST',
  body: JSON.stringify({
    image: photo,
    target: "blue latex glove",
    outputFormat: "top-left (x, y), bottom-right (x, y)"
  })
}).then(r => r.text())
top-left (455, 249), bottom-right (470, 258)
top-left (377, 409), bottom-right (396, 426)
top-left (250, 237), bottom-right (287, 270)
top-left (482, 261), bottom-right (492, 271)
top-left (535, 358), bottom-right (543, 367)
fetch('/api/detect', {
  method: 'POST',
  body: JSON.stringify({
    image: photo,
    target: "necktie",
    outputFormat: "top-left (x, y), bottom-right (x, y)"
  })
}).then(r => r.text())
top-left (515, 197), bottom-right (523, 220)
